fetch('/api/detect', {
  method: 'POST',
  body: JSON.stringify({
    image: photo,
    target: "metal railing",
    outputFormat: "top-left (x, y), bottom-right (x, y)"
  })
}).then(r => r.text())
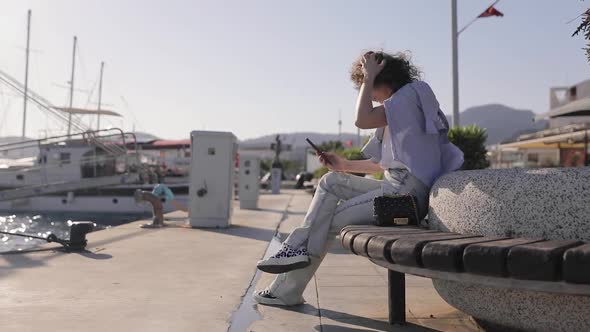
top-left (0, 129), bottom-right (142, 201)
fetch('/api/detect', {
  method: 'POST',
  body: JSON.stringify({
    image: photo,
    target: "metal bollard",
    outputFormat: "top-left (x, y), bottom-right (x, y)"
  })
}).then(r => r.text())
top-left (67, 221), bottom-right (95, 251)
top-left (134, 189), bottom-right (165, 228)
top-left (46, 221), bottom-right (95, 251)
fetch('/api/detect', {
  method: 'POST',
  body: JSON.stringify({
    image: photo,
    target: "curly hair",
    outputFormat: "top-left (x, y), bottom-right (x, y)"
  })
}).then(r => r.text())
top-left (350, 51), bottom-right (421, 92)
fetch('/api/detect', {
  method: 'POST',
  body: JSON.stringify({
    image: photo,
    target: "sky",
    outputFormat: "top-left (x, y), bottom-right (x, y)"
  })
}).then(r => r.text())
top-left (0, 0), bottom-right (588, 141)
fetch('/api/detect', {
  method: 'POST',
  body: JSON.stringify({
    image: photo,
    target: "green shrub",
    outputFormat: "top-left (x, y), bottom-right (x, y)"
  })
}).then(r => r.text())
top-left (341, 147), bottom-right (364, 161)
top-left (318, 140), bottom-right (344, 152)
top-left (372, 171), bottom-right (384, 180)
top-left (448, 125), bottom-right (490, 170)
top-left (314, 166), bottom-right (330, 179)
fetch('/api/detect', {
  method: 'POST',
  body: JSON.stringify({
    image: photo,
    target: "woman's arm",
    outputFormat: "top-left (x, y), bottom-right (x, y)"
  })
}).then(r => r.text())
top-left (340, 159), bottom-right (383, 174)
top-left (355, 53), bottom-right (387, 129)
top-left (355, 81), bottom-right (387, 129)
top-left (320, 153), bottom-right (383, 174)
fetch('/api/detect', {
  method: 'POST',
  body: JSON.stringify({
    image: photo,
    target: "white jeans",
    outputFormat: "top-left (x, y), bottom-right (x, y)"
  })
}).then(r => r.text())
top-left (268, 169), bottom-right (430, 305)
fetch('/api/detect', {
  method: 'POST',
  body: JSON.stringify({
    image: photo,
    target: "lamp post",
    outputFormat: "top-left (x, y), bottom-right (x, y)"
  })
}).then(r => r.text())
top-left (451, 0), bottom-right (460, 128)
top-left (451, 0), bottom-right (502, 128)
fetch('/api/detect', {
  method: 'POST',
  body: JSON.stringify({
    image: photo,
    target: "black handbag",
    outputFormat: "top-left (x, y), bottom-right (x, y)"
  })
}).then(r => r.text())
top-left (373, 194), bottom-right (420, 226)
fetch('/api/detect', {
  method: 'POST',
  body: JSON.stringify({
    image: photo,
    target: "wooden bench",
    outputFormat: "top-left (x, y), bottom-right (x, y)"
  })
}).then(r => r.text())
top-left (340, 225), bottom-right (590, 325)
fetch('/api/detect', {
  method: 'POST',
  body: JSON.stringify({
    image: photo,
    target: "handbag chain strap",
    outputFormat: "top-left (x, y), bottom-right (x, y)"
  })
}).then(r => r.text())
top-left (403, 192), bottom-right (420, 223)
top-left (383, 193), bottom-right (421, 224)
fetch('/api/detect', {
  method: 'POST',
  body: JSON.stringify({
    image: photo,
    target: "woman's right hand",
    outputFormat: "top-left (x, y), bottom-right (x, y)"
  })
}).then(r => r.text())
top-left (319, 152), bottom-right (347, 172)
top-left (361, 52), bottom-right (386, 82)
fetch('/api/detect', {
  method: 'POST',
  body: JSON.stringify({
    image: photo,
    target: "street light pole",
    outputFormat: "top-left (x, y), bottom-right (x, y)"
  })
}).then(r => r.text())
top-left (451, 0), bottom-right (460, 128)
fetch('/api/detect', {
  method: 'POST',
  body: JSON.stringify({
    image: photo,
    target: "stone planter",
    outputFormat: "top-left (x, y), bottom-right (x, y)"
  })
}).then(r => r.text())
top-left (428, 167), bottom-right (590, 331)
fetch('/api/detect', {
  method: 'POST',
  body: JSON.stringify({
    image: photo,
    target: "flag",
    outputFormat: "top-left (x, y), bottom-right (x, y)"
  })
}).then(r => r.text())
top-left (458, 1), bottom-right (504, 35)
top-left (478, 5), bottom-right (504, 18)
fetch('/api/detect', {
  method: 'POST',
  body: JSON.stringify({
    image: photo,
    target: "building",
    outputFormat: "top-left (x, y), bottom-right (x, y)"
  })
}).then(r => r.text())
top-left (138, 139), bottom-right (191, 176)
top-left (490, 79), bottom-right (590, 168)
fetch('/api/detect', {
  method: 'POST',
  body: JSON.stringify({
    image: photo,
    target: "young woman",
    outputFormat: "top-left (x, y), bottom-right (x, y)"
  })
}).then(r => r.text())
top-left (253, 51), bottom-right (464, 306)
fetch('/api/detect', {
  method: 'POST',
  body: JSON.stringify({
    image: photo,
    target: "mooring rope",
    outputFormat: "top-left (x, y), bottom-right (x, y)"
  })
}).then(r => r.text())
top-left (0, 230), bottom-right (48, 241)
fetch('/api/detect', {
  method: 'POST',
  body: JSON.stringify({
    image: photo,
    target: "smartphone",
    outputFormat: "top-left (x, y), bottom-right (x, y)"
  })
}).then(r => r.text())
top-left (306, 138), bottom-right (331, 165)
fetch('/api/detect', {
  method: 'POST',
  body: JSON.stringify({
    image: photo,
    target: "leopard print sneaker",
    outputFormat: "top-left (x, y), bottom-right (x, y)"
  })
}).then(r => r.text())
top-left (252, 289), bottom-right (287, 306)
top-left (256, 243), bottom-right (310, 274)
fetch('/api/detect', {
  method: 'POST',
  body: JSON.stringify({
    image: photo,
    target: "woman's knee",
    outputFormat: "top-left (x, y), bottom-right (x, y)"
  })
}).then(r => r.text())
top-left (330, 214), bottom-right (374, 233)
top-left (330, 203), bottom-right (375, 232)
top-left (319, 171), bottom-right (346, 190)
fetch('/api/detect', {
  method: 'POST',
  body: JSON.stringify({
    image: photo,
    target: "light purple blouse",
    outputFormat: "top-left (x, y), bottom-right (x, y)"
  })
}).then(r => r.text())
top-left (361, 81), bottom-right (464, 187)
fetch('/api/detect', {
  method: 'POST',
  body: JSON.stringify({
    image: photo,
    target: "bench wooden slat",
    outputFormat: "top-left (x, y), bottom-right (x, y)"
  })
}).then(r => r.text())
top-left (463, 238), bottom-right (544, 277)
top-left (340, 226), bottom-right (382, 242)
top-left (563, 244), bottom-right (590, 284)
top-left (340, 225), bottom-right (383, 237)
top-left (341, 227), bottom-right (394, 251)
top-left (353, 229), bottom-right (436, 257)
top-left (340, 226), bottom-right (422, 253)
top-left (507, 240), bottom-right (584, 281)
top-left (367, 235), bottom-right (418, 262)
top-left (391, 234), bottom-right (480, 267)
top-left (421, 237), bottom-right (509, 272)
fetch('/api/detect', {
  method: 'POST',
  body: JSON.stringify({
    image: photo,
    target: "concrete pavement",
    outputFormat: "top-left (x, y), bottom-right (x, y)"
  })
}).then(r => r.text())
top-left (0, 190), bottom-right (481, 331)
top-left (250, 191), bottom-right (481, 332)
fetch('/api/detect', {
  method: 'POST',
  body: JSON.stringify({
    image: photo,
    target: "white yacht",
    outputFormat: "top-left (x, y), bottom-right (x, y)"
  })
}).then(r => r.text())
top-left (0, 130), bottom-right (189, 223)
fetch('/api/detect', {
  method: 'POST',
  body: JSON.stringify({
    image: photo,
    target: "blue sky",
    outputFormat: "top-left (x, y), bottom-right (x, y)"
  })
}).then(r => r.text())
top-left (0, 0), bottom-right (588, 140)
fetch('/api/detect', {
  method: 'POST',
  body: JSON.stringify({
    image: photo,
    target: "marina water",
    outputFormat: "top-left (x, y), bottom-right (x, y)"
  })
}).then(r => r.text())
top-left (0, 213), bottom-right (141, 253)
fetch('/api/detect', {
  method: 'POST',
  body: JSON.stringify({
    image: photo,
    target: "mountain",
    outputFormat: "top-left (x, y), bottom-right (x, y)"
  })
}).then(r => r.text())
top-left (240, 132), bottom-right (366, 148)
top-left (242, 104), bottom-right (546, 148)
top-left (448, 104), bottom-right (548, 145)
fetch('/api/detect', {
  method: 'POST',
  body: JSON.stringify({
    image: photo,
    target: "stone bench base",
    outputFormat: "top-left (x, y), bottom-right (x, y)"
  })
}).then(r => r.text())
top-left (341, 224), bottom-right (590, 331)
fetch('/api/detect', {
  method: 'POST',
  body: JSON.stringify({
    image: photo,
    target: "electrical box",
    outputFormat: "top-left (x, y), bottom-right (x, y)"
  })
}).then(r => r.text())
top-left (189, 131), bottom-right (237, 228)
top-left (239, 156), bottom-right (260, 209)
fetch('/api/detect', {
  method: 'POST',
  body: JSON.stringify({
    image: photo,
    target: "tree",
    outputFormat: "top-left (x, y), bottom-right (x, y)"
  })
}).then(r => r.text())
top-left (573, 6), bottom-right (590, 62)
top-left (341, 147), bottom-right (364, 161)
top-left (448, 125), bottom-right (490, 170)
top-left (317, 140), bottom-right (344, 152)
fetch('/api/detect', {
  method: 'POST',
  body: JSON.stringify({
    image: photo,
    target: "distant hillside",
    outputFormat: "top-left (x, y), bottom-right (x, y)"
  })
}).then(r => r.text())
top-left (448, 104), bottom-right (548, 144)
top-left (242, 104), bottom-right (546, 148)
top-left (0, 136), bottom-right (33, 144)
top-left (240, 132), bottom-right (366, 148)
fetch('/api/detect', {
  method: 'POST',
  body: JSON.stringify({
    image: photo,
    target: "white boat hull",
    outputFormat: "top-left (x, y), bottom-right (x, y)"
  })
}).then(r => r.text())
top-left (0, 194), bottom-right (189, 224)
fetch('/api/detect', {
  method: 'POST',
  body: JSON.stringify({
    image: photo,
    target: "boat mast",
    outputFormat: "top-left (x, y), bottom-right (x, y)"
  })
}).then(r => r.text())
top-left (67, 36), bottom-right (77, 137)
top-left (97, 61), bottom-right (104, 131)
top-left (21, 9), bottom-right (31, 139)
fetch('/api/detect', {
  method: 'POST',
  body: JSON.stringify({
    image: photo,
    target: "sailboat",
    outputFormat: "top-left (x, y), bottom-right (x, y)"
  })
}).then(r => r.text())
top-left (0, 12), bottom-right (189, 223)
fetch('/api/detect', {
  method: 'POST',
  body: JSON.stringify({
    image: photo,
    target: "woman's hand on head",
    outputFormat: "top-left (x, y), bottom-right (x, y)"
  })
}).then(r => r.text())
top-left (319, 152), bottom-right (347, 172)
top-left (361, 52), bottom-right (386, 82)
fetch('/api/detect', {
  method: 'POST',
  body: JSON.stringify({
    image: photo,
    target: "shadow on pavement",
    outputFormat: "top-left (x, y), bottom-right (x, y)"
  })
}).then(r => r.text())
top-left (77, 249), bottom-right (113, 260)
top-left (316, 323), bottom-right (440, 332)
top-left (281, 304), bottom-right (439, 332)
top-left (198, 224), bottom-right (278, 242)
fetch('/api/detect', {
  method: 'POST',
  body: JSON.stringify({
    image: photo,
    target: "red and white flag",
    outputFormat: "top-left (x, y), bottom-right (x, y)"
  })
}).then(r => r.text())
top-left (458, 1), bottom-right (504, 35)
top-left (478, 5), bottom-right (504, 18)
